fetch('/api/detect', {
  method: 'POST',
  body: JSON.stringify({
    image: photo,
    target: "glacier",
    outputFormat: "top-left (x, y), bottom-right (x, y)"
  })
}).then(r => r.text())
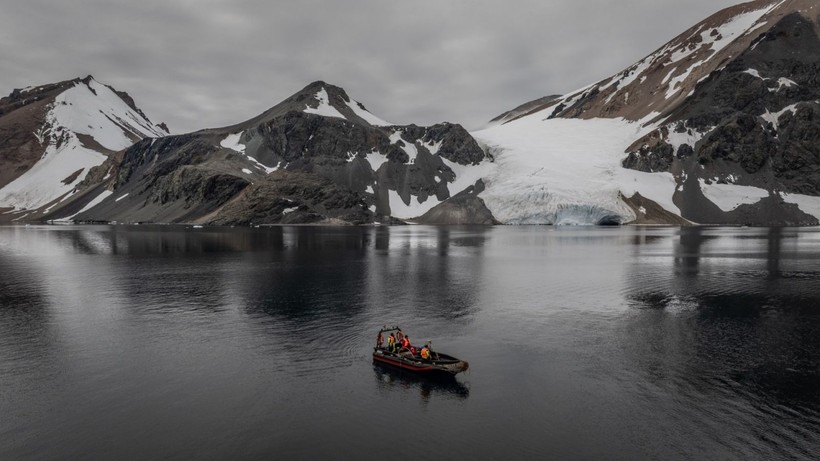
top-left (471, 115), bottom-right (681, 225)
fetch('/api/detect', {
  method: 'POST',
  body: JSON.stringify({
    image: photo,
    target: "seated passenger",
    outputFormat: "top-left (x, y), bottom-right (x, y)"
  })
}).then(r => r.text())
top-left (420, 346), bottom-right (431, 360)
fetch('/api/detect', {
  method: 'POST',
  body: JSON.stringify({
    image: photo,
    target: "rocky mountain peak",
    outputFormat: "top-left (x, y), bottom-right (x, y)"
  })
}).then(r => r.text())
top-left (495, 0), bottom-right (815, 126)
top-left (293, 80), bottom-right (392, 127)
top-left (233, 80), bottom-right (393, 132)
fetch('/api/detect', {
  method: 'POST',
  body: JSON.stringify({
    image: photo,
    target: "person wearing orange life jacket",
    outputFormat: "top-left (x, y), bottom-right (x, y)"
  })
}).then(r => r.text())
top-left (400, 335), bottom-right (410, 351)
top-left (376, 331), bottom-right (384, 349)
top-left (420, 345), bottom-right (431, 360)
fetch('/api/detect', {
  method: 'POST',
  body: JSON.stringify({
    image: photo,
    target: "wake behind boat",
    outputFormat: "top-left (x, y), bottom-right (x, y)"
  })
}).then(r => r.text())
top-left (372, 326), bottom-right (469, 375)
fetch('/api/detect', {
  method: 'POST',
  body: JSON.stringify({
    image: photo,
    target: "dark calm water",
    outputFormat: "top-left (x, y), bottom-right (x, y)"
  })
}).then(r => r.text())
top-left (1, 225), bottom-right (819, 460)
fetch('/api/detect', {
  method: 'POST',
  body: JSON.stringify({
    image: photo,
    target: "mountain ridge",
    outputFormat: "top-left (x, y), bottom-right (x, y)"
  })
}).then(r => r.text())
top-left (36, 81), bottom-right (492, 226)
top-left (1, 0), bottom-right (818, 226)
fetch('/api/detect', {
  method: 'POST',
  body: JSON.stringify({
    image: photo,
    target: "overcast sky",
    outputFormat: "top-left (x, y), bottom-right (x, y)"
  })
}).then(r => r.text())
top-left (1, 0), bottom-right (743, 133)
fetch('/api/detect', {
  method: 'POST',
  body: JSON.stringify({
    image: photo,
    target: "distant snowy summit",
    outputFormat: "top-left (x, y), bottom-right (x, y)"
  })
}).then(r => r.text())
top-left (0, 76), bottom-right (168, 222)
top-left (1, 0), bottom-right (818, 226)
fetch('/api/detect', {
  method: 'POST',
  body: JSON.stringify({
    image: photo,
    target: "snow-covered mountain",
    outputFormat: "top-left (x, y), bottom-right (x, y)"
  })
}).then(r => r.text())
top-left (54, 81), bottom-right (491, 225)
top-left (0, 76), bottom-right (167, 221)
top-left (474, 0), bottom-right (820, 225)
top-left (3, 0), bottom-right (818, 227)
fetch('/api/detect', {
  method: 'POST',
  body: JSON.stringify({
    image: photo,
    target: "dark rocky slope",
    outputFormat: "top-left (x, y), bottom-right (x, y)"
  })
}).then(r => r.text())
top-left (622, 10), bottom-right (819, 225)
top-left (54, 82), bottom-right (495, 225)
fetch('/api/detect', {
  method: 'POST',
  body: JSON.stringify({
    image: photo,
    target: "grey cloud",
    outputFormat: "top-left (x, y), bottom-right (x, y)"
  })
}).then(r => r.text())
top-left (1, 0), bottom-right (741, 133)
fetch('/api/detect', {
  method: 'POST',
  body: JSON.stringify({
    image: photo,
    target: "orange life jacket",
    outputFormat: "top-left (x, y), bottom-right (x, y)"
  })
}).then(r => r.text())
top-left (421, 348), bottom-right (430, 359)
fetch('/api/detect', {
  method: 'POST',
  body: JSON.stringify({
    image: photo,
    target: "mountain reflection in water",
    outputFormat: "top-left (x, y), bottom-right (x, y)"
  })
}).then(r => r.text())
top-left (1, 225), bottom-right (818, 460)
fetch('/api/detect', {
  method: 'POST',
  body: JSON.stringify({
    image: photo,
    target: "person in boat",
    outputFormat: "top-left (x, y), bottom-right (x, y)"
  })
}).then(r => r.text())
top-left (420, 344), bottom-right (431, 361)
top-left (396, 329), bottom-right (404, 344)
top-left (387, 333), bottom-right (396, 352)
top-left (400, 335), bottom-right (412, 354)
top-left (376, 331), bottom-right (384, 349)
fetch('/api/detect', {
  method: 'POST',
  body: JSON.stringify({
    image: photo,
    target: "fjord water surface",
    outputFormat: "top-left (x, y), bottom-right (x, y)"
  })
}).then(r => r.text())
top-left (1, 225), bottom-right (819, 460)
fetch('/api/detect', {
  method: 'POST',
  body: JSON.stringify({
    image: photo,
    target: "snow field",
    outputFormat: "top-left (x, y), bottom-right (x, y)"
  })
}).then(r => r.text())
top-left (0, 138), bottom-right (105, 210)
top-left (699, 180), bottom-right (770, 212)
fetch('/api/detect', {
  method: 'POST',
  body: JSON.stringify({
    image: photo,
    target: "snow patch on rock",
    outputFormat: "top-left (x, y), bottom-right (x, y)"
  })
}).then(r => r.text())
top-left (71, 189), bottom-right (114, 219)
top-left (423, 139), bottom-right (443, 155)
top-left (345, 99), bottom-right (391, 126)
top-left (761, 103), bottom-right (800, 129)
top-left (247, 156), bottom-right (279, 174)
top-left (303, 88), bottom-right (346, 119)
top-left (700, 5), bottom-right (775, 56)
top-left (666, 124), bottom-right (715, 152)
top-left (366, 150), bottom-right (388, 172)
top-left (665, 60), bottom-right (703, 99)
top-left (220, 132), bottom-right (246, 154)
top-left (699, 179), bottom-right (769, 211)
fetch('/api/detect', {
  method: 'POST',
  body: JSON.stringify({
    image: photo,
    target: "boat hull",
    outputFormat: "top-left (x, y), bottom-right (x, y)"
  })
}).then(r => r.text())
top-left (372, 348), bottom-right (469, 375)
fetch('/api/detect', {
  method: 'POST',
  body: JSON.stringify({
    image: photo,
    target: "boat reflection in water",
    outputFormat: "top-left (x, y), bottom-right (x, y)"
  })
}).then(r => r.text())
top-left (372, 365), bottom-right (470, 402)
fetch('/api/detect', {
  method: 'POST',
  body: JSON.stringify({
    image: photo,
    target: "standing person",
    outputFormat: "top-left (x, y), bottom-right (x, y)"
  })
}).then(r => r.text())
top-left (401, 335), bottom-right (410, 352)
top-left (376, 331), bottom-right (384, 349)
top-left (387, 333), bottom-right (396, 352)
top-left (396, 329), bottom-right (404, 344)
